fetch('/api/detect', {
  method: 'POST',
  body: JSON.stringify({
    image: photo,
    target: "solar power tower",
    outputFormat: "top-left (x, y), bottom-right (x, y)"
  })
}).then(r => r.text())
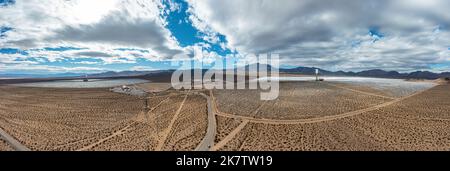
top-left (315, 69), bottom-right (319, 81)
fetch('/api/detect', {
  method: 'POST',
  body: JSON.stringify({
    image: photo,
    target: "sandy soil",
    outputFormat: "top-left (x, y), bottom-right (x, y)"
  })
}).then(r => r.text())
top-left (86, 94), bottom-right (185, 151)
top-left (433, 78), bottom-right (450, 85)
top-left (214, 89), bottom-right (264, 116)
top-left (2, 80), bottom-right (448, 151)
top-left (215, 116), bottom-right (242, 144)
top-left (218, 84), bottom-right (450, 151)
top-left (214, 82), bottom-right (391, 119)
top-left (162, 94), bottom-right (208, 151)
top-left (0, 139), bottom-right (13, 151)
top-left (151, 95), bottom-right (188, 133)
top-left (85, 92), bottom-right (208, 151)
top-left (135, 83), bottom-right (172, 93)
top-left (0, 86), bottom-right (208, 151)
top-left (0, 86), bottom-right (145, 151)
top-left (327, 82), bottom-right (394, 98)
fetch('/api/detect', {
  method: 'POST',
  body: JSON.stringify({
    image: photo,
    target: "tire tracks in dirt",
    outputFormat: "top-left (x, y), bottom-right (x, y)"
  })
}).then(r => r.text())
top-left (74, 95), bottom-right (173, 151)
top-left (155, 93), bottom-right (189, 151)
top-left (76, 121), bottom-right (136, 151)
top-left (214, 87), bottom-right (431, 125)
top-left (211, 119), bottom-right (249, 151)
top-left (209, 85), bottom-right (435, 150)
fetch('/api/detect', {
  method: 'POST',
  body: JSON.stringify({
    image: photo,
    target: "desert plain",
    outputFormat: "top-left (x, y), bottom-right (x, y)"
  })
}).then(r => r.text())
top-left (0, 77), bottom-right (449, 151)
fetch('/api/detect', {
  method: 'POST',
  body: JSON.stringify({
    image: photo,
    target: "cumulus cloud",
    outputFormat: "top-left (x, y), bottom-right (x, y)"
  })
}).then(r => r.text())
top-left (1, 0), bottom-right (449, 73)
top-left (187, 0), bottom-right (450, 72)
top-left (50, 10), bottom-right (184, 58)
top-left (72, 61), bottom-right (100, 65)
top-left (0, 63), bottom-right (105, 73)
top-left (0, 0), bottom-right (184, 61)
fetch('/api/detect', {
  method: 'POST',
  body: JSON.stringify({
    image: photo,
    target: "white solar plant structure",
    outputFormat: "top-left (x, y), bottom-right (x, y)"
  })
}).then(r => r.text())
top-left (315, 69), bottom-right (319, 81)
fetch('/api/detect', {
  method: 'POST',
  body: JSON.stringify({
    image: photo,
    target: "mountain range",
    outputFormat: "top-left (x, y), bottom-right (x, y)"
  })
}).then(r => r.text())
top-left (1, 65), bottom-right (449, 80)
top-left (89, 65), bottom-right (449, 80)
top-left (0, 72), bottom-right (85, 79)
top-left (279, 67), bottom-right (450, 79)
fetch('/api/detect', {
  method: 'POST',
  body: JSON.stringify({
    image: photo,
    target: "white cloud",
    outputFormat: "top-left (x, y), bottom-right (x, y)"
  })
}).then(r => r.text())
top-left (73, 61), bottom-right (99, 65)
top-left (0, 0), bottom-right (185, 63)
top-left (1, 0), bottom-right (449, 73)
top-left (130, 66), bottom-right (156, 71)
top-left (187, 0), bottom-right (450, 71)
top-left (102, 57), bottom-right (137, 65)
top-left (0, 63), bottom-right (105, 73)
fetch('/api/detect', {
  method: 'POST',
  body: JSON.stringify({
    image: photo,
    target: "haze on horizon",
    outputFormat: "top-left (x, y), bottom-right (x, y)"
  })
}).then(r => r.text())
top-left (0, 0), bottom-right (449, 74)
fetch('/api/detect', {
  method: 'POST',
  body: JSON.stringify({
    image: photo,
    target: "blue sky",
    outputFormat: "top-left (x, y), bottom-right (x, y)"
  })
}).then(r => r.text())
top-left (160, 0), bottom-right (232, 56)
top-left (0, 0), bottom-right (449, 74)
top-left (0, 0), bottom-right (14, 7)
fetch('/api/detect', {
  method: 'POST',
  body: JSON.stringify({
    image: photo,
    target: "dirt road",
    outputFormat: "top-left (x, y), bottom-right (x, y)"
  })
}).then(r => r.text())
top-left (194, 91), bottom-right (217, 151)
top-left (0, 127), bottom-right (30, 151)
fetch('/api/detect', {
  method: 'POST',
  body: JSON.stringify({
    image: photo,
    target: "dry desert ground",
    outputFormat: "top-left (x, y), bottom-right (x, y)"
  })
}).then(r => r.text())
top-left (215, 115), bottom-right (243, 144)
top-left (1, 79), bottom-right (449, 151)
top-left (0, 139), bottom-right (13, 151)
top-left (134, 82), bottom-right (172, 93)
top-left (212, 82), bottom-right (450, 151)
top-left (214, 82), bottom-right (392, 120)
top-left (0, 86), bottom-right (207, 151)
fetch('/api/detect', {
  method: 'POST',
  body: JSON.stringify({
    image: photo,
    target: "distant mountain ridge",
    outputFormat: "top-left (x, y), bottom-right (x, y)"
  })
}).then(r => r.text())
top-left (89, 65), bottom-right (449, 80)
top-left (0, 72), bottom-right (84, 78)
top-left (280, 67), bottom-right (450, 79)
top-left (3, 65), bottom-right (448, 80)
top-left (87, 71), bottom-right (157, 78)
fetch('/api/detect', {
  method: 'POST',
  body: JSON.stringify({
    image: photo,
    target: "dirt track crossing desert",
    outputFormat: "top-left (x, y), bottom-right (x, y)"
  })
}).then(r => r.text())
top-left (1, 80), bottom-right (449, 151)
top-left (213, 83), bottom-right (450, 151)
